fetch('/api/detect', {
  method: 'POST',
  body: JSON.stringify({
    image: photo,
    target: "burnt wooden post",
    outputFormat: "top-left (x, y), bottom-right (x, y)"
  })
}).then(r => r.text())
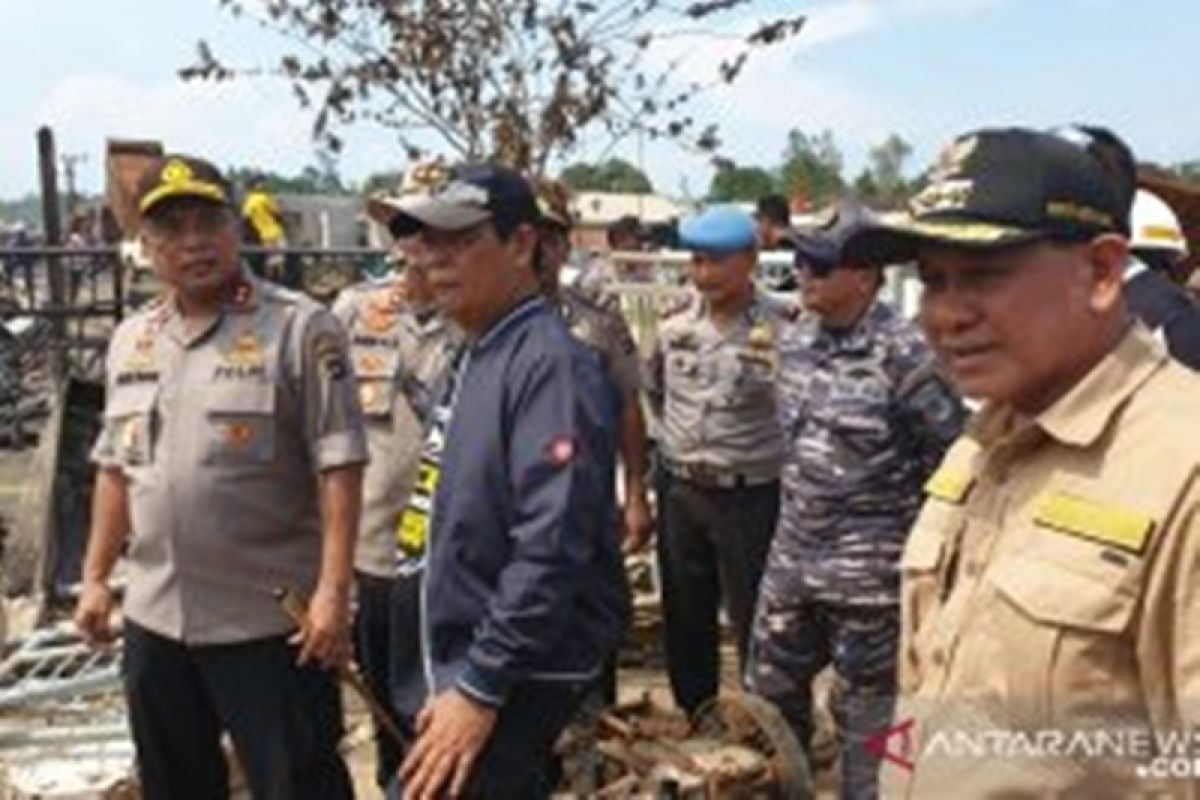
top-left (38, 127), bottom-right (68, 384)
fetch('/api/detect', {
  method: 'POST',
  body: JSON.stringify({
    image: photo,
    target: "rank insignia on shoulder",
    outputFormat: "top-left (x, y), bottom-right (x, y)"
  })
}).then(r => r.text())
top-left (748, 323), bottom-right (774, 349)
top-left (230, 279), bottom-right (253, 308)
top-left (656, 292), bottom-right (692, 319)
top-left (313, 332), bottom-right (348, 381)
top-left (924, 467), bottom-right (973, 504)
top-left (1033, 492), bottom-right (1154, 555)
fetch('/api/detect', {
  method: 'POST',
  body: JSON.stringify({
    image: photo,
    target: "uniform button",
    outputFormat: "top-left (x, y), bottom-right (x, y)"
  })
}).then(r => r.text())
top-left (931, 648), bottom-right (946, 667)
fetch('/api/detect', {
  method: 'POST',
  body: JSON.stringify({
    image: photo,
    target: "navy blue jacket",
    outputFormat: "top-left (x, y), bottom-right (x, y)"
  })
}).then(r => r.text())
top-left (424, 296), bottom-right (629, 707)
top-left (1126, 267), bottom-right (1200, 370)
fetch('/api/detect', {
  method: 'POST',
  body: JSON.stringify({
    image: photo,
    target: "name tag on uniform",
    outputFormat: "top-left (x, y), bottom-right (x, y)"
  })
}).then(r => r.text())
top-left (924, 467), bottom-right (973, 504)
top-left (1033, 491), bottom-right (1154, 555)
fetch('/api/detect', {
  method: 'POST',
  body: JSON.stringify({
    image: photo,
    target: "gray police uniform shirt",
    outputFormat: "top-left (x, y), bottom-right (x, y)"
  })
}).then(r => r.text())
top-left (647, 288), bottom-right (795, 478)
top-left (332, 279), bottom-right (460, 578)
top-left (91, 269), bottom-right (368, 644)
top-left (557, 284), bottom-right (640, 399)
top-left (772, 300), bottom-right (966, 606)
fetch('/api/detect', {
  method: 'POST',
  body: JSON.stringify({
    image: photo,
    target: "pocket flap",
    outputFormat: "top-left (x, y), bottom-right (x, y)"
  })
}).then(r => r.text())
top-left (990, 555), bottom-right (1137, 634)
top-left (206, 383), bottom-right (276, 415)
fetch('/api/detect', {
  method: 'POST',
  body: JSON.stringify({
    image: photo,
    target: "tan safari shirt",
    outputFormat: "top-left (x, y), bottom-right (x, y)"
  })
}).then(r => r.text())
top-left (888, 324), bottom-right (1200, 798)
top-left (646, 289), bottom-right (795, 477)
top-left (332, 279), bottom-right (460, 578)
top-left (92, 270), bottom-right (368, 645)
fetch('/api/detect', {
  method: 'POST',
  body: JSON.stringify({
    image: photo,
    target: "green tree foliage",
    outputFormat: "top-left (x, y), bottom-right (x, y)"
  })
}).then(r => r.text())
top-left (779, 129), bottom-right (843, 208)
top-left (226, 162), bottom-right (349, 196)
top-left (183, 1), bottom-right (805, 172)
top-left (708, 163), bottom-right (777, 201)
top-left (853, 133), bottom-right (914, 207)
top-left (561, 159), bottom-right (653, 194)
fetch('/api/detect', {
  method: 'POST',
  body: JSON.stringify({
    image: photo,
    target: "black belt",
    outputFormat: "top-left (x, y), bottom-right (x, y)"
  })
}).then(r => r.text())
top-left (661, 458), bottom-right (777, 490)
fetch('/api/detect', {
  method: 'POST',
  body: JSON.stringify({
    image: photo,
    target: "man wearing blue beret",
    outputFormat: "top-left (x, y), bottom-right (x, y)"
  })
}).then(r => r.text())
top-left (645, 204), bottom-right (797, 715)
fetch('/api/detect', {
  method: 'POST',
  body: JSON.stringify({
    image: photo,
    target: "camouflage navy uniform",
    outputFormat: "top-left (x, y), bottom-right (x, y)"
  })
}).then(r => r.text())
top-left (747, 299), bottom-right (965, 799)
top-left (647, 288), bottom-right (795, 714)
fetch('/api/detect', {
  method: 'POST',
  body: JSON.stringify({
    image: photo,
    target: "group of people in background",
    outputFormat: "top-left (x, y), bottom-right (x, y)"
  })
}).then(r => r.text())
top-left (73, 120), bottom-right (1200, 800)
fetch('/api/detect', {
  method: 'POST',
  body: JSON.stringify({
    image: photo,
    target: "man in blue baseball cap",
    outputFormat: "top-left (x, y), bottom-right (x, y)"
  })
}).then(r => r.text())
top-left (645, 204), bottom-right (798, 715)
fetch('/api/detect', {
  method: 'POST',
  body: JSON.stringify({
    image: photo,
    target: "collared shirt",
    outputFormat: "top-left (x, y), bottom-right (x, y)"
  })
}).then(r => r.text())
top-left (332, 279), bottom-right (460, 577)
top-left (774, 300), bottom-right (965, 606)
top-left (890, 324), bottom-right (1200, 797)
top-left (646, 288), bottom-right (795, 475)
top-left (557, 284), bottom-right (640, 399)
top-left (92, 269), bottom-right (368, 644)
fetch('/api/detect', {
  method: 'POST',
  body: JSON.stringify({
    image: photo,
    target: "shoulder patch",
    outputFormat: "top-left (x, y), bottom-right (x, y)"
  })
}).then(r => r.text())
top-left (924, 467), bottom-right (973, 504)
top-left (656, 291), bottom-right (694, 319)
top-left (1033, 492), bottom-right (1154, 555)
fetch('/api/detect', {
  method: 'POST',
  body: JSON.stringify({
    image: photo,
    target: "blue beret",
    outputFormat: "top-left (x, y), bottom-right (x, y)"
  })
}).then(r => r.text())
top-left (678, 205), bottom-right (757, 253)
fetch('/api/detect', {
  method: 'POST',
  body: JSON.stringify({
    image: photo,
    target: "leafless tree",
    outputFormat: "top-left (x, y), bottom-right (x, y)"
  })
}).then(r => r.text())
top-left (181, 0), bottom-right (804, 173)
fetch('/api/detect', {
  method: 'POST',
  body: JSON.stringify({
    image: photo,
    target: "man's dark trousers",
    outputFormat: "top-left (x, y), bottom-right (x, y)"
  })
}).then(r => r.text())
top-left (655, 471), bottom-right (779, 714)
top-left (122, 619), bottom-right (352, 800)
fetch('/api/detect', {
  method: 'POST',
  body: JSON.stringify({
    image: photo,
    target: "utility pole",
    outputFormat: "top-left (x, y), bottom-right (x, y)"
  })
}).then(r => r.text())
top-left (59, 152), bottom-right (88, 222)
top-left (38, 127), bottom-right (68, 383)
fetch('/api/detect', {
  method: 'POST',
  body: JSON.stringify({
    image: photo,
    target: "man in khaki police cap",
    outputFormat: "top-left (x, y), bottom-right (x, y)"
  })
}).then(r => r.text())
top-left (74, 153), bottom-right (367, 799)
top-left (847, 126), bottom-right (1200, 797)
top-left (333, 164), bottom-right (462, 790)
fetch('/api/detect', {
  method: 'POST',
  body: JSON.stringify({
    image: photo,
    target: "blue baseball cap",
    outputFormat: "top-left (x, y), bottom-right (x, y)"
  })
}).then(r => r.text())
top-left (678, 206), bottom-right (757, 253)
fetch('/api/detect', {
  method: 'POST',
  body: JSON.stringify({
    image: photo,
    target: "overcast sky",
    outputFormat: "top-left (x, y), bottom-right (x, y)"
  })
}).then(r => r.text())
top-left (2, 0), bottom-right (1197, 199)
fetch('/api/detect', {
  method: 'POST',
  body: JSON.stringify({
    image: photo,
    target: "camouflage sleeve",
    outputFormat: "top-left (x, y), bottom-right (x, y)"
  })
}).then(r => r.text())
top-left (294, 307), bottom-right (368, 471)
top-left (895, 358), bottom-right (967, 476)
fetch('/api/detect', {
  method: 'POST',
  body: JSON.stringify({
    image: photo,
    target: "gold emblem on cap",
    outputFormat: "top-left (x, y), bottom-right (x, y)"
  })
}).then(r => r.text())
top-left (161, 158), bottom-right (195, 185)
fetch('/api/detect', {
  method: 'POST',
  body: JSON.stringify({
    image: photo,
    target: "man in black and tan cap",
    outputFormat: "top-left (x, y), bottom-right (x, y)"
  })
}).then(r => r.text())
top-left (379, 165), bottom-right (628, 799)
top-left (74, 153), bottom-right (367, 799)
top-left (846, 126), bottom-right (1200, 797)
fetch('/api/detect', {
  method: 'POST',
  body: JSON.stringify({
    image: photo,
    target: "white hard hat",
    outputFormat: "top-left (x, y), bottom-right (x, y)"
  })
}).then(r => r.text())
top-left (1130, 189), bottom-right (1188, 255)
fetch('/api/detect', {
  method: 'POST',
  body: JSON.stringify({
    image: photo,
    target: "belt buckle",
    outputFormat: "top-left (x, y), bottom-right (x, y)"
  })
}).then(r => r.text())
top-left (691, 462), bottom-right (717, 487)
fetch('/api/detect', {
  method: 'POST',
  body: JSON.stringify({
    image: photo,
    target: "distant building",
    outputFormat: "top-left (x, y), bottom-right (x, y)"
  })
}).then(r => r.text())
top-left (276, 193), bottom-right (368, 249)
top-left (570, 192), bottom-right (689, 252)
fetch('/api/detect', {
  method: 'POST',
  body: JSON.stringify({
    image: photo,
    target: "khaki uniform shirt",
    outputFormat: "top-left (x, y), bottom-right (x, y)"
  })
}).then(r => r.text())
top-left (332, 279), bottom-right (460, 577)
top-left (557, 285), bottom-right (640, 399)
top-left (889, 324), bottom-right (1200, 797)
top-left (647, 289), bottom-right (796, 477)
top-left (92, 270), bottom-right (367, 645)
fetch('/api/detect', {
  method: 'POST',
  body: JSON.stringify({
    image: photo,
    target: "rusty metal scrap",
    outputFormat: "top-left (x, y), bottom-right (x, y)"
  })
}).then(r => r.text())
top-left (558, 692), bottom-right (813, 798)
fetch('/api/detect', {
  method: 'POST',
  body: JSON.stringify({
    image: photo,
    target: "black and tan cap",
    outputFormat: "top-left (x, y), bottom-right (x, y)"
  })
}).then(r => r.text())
top-left (137, 154), bottom-right (233, 216)
top-left (368, 162), bottom-right (541, 238)
top-left (845, 126), bottom-right (1136, 264)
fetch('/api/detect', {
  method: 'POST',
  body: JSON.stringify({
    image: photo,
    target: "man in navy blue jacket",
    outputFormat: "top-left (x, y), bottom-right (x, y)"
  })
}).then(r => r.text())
top-left (371, 164), bottom-right (628, 799)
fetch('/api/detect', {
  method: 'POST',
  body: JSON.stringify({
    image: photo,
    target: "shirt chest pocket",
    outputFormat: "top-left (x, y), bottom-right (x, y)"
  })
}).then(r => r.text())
top-left (203, 383), bottom-right (277, 465)
top-left (983, 522), bottom-right (1145, 716)
top-left (104, 384), bottom-right (159, 468)
top-left (898, 499), bottom-right (959, 691)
